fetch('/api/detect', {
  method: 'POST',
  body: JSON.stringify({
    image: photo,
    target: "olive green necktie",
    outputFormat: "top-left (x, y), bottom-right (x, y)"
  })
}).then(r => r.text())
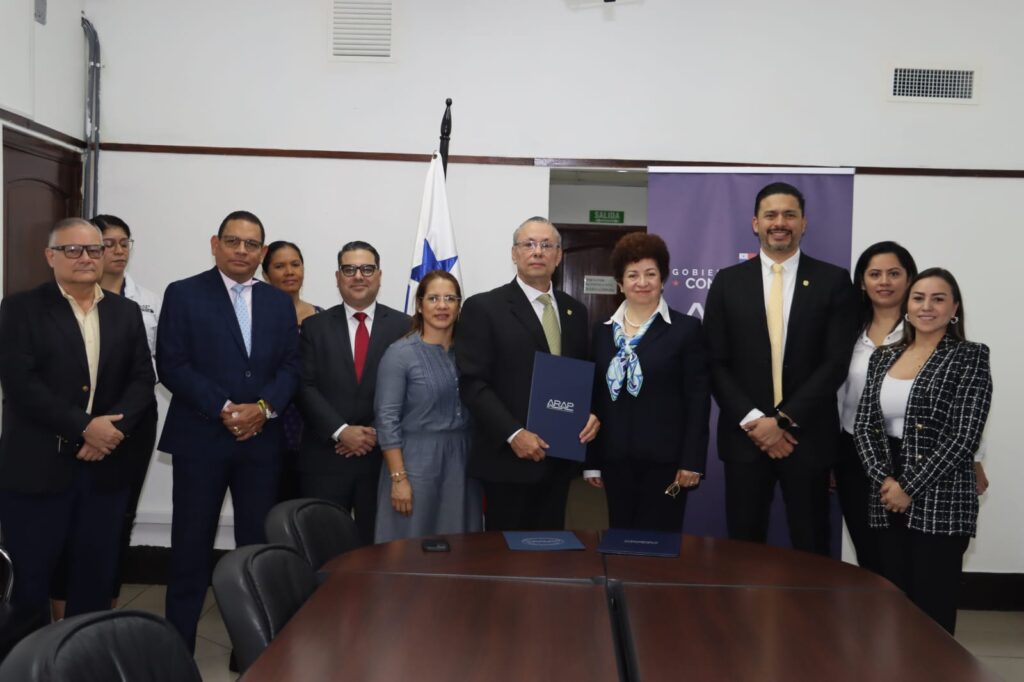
top-left (537, 293), bottom-right (561, 356)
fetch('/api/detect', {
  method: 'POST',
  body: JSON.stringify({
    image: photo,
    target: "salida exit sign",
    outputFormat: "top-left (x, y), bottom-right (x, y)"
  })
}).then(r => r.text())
top-left (589, 210), bottom-right (624, 224)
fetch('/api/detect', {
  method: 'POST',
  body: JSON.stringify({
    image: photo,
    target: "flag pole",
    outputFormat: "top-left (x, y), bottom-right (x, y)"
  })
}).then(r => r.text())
top-left (439, 98), bottom-right (453, 176)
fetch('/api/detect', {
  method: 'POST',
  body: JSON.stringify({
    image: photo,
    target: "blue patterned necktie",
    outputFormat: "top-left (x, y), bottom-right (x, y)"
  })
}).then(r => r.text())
top-left (605, 314), bottom-right (656, 401)
top-left (232, 283), bottom-right (252, 356)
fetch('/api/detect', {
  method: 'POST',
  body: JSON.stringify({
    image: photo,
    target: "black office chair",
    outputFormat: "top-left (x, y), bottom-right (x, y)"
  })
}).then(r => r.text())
top-left (0, 609), bottom-right (201, 682)
top-left (264, 498), bottom-right (361, 570)
top-left (212, 544), bottom-right (318, 673)
top-left (0, 525), bottom-right (47, 662)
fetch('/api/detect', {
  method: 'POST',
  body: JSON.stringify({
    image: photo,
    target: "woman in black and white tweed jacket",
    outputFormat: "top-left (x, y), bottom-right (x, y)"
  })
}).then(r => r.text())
top-left (854, 268), bottom-right (992, 635)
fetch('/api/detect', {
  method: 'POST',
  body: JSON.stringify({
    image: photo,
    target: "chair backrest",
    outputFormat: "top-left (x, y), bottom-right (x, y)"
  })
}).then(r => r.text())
top-left (0, 610), bottom-right (201, 682)
top-left (212, 544), bottom-right (318, 673)
top-left (0, 522), bottom-right (11, 602)
top-left (264, 498), bottom-right (362, 569)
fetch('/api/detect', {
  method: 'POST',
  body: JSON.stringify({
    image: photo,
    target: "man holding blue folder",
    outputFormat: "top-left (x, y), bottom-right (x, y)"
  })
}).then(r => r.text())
top-left (456, 217), bottom-right (599, 531)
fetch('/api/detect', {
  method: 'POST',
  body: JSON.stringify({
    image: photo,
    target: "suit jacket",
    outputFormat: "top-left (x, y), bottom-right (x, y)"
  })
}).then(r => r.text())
top-left (455, 279), bottom-right (589, 484)
top-left (853, 336), bottom-right (991, 536)
top-left (0, 281), bottom-right (156, 494)
top-left (588, 310), bottom-right (710, 472)
top-left (156, 267), bottom-right (300, 460)
top-left (703, 253), bottom-right (858, 467)
top-left (296, 302), bottom-right (410, 475)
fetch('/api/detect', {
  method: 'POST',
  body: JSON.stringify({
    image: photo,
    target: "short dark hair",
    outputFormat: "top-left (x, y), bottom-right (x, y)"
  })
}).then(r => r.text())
top-left (218, 210), bottom-right (266, 243)
top-left (262, 240), bottom-right (304, 273)
top-left (337, 241), bottom-right (380, 267)
top-left (91, 214), bottom-right (131, 238)
top-left (901, 267), bottom-right (966, 344)
top-left (610, 232), bottom-right (670, 283)
top-left (408, 270), bottom-right (462, 337)
top-left (754, 182), bottom-right (805, 216)
top-left (48, 217), bottom-right (100, 246)
top-left (853, 241), bottom-right (918, 330)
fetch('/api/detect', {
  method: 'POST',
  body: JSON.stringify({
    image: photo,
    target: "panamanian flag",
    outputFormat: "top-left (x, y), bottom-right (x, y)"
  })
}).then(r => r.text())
top-left (404, 152), bottom-right (462, 314)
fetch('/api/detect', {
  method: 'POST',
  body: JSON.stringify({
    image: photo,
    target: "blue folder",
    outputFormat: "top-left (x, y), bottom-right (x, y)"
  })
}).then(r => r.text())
top-left (525, 352), bottom-right (595, 462)
top-left (597, 529), bottom-right (682, 558)
top-left (503, 531), bottom-right (586, 552)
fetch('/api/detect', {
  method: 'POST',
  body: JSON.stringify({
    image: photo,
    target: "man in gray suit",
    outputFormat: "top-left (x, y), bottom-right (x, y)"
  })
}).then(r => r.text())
top-left (297, 241), bottom-right (410, 544)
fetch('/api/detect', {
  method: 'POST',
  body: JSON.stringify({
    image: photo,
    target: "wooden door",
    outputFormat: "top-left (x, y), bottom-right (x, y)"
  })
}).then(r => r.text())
top-left (3, 128), bottom-right (82, 295)
top-left (554, 225), bottom-right (645, 329)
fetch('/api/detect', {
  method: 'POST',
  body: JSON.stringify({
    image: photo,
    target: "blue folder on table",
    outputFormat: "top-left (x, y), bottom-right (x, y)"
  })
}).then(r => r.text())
top-left (503, 531), bottom-right (586, 552)
top-left (525, 352), bottom-right (595, 462)
top-left (597, 529), bottom-right (681, 558)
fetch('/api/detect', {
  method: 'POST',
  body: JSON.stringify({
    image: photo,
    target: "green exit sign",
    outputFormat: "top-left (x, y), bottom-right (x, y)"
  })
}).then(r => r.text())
top-left (590, 210), bottom-right (624, 224)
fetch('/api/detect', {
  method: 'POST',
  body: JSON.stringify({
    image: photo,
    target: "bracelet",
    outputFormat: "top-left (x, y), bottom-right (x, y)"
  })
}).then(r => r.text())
top-left (390, 470), bottom-right (408, 483)
top-left (257, 399), bottom-right (270, 419)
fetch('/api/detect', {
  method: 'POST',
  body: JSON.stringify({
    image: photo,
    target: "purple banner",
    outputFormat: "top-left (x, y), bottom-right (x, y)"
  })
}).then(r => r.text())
top-left (648, 169), bottom-right (854, 555)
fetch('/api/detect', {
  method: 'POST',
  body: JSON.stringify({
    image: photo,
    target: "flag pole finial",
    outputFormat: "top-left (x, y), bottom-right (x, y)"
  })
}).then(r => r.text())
top-left (439, 98), bottom-right (453, 176)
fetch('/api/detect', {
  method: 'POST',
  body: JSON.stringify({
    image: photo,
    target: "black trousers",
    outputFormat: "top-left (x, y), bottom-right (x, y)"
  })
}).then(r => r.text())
top-left (299, 462), bottom-right (381, 547)
top-left (602, 459), bottom-right (687, 532)
top-left (479, 478), bottom-right (571, 532)
top-left (834, 430), bottom-right (883, 574)
top-left (724, 455), bottom-right (831, 556)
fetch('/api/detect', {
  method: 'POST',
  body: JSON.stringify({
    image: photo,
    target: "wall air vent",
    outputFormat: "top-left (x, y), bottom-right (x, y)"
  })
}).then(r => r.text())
top-left (891, 68), bottom-right (975, 102)
top-left (331, 0), bottom-right (392, 60)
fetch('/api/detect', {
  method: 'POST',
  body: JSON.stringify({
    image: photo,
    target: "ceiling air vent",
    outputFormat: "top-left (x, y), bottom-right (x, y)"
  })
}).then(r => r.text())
top-left (891, 68), bottom-right (975, 102)
top-left (331, 0), bottom-right (392, 59)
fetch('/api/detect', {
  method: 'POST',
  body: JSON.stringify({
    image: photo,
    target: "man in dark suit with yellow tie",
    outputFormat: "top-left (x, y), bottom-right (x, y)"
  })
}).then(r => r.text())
top-left (703, 183), bottom-right (857, 555)
top-left (456, 217), bottom-right (599, 531)
top-left (0, 218), bottom-right (155, 620)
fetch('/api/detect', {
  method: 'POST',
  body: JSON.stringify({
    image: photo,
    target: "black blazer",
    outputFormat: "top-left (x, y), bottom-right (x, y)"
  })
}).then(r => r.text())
top-left (0, 281), bottom-right (156, 494)
top-left (588, 310), bottom-right (710, 472)
top-left (455, 279), bottom-right (589, 484)
top-left (854, 335), bottom-right (991, 536)
top-left (296, 302), bottom-right (410, 475)
top-left (703, 254), bottom-right (858, 466)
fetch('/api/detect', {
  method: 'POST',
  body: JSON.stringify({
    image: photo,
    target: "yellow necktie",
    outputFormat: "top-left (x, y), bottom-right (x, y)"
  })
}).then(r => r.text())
top-left (537, 293), bottom-right (561, 356)
top-left (767, 263), bottom-right (784, 406)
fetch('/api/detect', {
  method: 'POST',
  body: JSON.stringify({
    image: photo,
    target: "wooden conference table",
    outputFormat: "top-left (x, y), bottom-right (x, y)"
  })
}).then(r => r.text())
top-left (242, 532), bottom-right (998, 682)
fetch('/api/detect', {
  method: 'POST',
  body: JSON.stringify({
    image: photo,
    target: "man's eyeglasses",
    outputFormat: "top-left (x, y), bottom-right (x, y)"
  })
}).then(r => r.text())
top-left (102, 237), bottom-right (134, 250)
top-left (50, 244), bottom-right (105, 260)
top-left (339, 264), bottom-right (379, 277)
top-left (514, 240), bottom-right (560, 253)
top-left (220, 235), bottom-right (264, 252)
top-left (423, 294), bottom-right (461, 305)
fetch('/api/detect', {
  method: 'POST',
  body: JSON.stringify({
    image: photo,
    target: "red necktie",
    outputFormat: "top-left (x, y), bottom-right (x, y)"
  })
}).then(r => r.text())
top-left (353, 312), bottom-right (369, 382)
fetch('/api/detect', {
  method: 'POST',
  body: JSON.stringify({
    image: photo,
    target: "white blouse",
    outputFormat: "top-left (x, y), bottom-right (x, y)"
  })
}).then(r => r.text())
top-left (879, 374), bottom-right (913, 438)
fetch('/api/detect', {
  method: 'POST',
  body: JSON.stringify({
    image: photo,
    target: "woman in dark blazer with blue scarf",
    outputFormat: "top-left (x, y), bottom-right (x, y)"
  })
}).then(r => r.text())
top-left (854, 268), bottom-right (992, 635)
top-left (585, 233), bottom-right (710, 531)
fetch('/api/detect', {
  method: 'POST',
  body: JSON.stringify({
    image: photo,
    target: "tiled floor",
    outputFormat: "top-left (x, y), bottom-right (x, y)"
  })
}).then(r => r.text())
top-left (117, 584), bottom-right (1023, 681)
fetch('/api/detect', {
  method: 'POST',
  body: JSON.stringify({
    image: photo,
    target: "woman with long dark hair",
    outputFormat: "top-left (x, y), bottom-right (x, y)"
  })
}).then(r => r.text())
top-left (854, 268), bottom-right (992, 634)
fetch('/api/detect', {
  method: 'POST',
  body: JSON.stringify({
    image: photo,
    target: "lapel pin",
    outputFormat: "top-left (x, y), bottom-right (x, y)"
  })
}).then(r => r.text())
top-left (567, 309), bottom-right (573, 316)
top-left (802, 280), bottom-right (810, 287)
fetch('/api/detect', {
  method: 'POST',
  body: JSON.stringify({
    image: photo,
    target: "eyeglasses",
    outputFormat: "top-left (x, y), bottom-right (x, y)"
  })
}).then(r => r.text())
top-left (422, 294), bottom-right (461, 305)
top-left (220, 235), bottom-right (264, 252)
top-left (514, 240), bottom-right (560, 253)
top-left (664, 482), bottom-right (682, 499)
top-left (102, 237), bottom-right (134, 250)
top-left (50, 244), bottom-right (105, 259)
top-left (339, 264), bottom-right (379, 277)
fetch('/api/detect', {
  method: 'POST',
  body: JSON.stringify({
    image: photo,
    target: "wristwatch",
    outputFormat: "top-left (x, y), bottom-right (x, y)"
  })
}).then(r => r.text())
top-left (774, 412), bottom-right (793, 431)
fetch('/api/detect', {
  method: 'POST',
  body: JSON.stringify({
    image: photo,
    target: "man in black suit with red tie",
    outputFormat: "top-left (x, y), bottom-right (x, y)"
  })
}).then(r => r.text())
top-left (456, 217), bottom-right (600, 531)
top-left (703, 183), bottom-right (858, 555)
top-left (297, 241), bottom-right (410, 545)
top-left (0, 218), bottom-right (155, 620)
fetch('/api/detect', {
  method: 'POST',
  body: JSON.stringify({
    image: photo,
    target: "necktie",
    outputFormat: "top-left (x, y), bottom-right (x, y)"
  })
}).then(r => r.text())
top-left (353, 311), bottom-right (369, 382)
top-left (767, 263), bottom-right (784, 406)
top-left (232, 283), bottom-right (251, 356)
top-left (537, 293), bottom-right (561, 356)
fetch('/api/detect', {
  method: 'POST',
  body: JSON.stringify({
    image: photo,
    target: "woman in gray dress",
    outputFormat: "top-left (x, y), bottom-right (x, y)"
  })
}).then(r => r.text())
top-left (373, 270), bottom-right (482, 543)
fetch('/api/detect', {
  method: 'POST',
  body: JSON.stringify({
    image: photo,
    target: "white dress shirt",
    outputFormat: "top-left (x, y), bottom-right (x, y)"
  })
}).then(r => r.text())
top-left (333, 301), bottom-right (378, 441)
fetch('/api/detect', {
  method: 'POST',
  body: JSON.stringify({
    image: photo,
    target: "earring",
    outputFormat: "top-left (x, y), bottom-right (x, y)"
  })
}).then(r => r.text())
top-left (950, 316), bottom-right (960, 324)
top-left (904, 313), bottom-right (910, 322)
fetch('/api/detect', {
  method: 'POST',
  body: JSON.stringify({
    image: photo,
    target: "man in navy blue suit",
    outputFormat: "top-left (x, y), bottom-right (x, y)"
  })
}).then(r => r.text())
top-left (157, 210), bottom-right (300, 651)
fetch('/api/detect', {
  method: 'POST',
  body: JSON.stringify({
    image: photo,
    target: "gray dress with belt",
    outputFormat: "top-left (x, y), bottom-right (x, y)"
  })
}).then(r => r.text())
top-left (373, 333), bottom-right (482, 543)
